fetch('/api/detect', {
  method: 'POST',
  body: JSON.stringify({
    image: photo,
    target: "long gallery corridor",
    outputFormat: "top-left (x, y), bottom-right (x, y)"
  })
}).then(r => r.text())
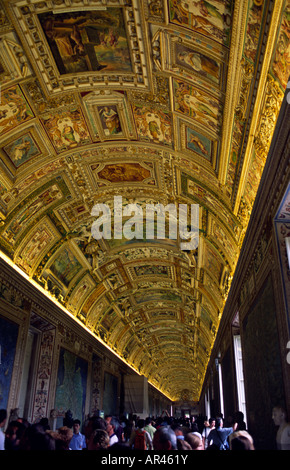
top-left (0, 0), bottom-right (289, 453)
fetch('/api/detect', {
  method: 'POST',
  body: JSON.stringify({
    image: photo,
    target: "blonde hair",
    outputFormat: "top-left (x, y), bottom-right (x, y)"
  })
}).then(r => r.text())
top-left (229, 431), bottom-right (255, 450)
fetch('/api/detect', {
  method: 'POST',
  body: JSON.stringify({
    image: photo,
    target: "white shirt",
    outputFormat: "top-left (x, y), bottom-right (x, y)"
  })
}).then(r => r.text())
top-left (109, 433), bottom-right (119, 446)
top-left (0, 428), bottom-right (5, 450)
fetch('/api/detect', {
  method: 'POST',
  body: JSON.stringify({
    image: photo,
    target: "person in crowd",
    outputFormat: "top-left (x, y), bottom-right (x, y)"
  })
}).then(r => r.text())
top-left (105, 415), bottom-right (124, 443)
top-left (229, 430), bottom-right (255, 450)
top-left (47, 426), bottom-right (73, 450)
top-left (190, 416), bottom-right (199, 433)
top-left (272, 406), bottom-right (290, 450)
top-left (152, 425), bottom-right (177, 450)
top-left (144, 417), bottom-right (156, 440)
top-left (87, 429), bottom-right (110, 450)
top-left (177, 438), bottom-right (192, 450)
top-left (0, 409), bottom-right (7, 450)
top-left (207, 417), bottom-right (237, 450)
top-left (233, 411), bottom-right (247, 431)
top-left (185, 431), bottom-right (204, 450)
top-left (5, 420), bottom-right (26, 450)
top-left (19, 423), bottom-right (56, 450)
top-left (124, 418), bottom-right (135, 442)
top-left (39, 417), bottom-right (50, 431)
top-left (83, 415), bottom-right (106, 447)
top-left (69, 419), bottom-right (86, 450)
top-left (106, 419), bottom-right (119, 446)
top-left (129, 418), bottom-right (153, 450)
top-left (171, 423), bottom-right (185, 441)
top-left (202, 418), bottom-right (215, 449)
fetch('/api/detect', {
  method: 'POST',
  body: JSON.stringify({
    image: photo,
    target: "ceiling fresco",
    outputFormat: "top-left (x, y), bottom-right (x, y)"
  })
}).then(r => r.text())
top-left (0, 0), bottom-right (289, 401)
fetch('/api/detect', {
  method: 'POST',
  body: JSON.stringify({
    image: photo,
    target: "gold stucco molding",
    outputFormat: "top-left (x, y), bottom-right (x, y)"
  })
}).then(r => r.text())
top-left (234, 0), bottom-right (285, 215)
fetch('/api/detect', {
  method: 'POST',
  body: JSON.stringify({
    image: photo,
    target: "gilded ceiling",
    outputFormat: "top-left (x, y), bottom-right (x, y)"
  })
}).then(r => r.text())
top-left (0, 0), bottom-right (289, 402)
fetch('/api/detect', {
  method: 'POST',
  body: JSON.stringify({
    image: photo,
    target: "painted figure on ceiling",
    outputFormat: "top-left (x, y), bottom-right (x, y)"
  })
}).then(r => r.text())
top-left (99, 106), bottom-right (121, 135)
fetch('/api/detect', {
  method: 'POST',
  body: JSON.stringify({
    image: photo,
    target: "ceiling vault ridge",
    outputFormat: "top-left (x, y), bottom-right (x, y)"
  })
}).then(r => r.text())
top-left (217, 0), bottom-right (249, 185)
top-left (232, 0), bottom-right (285, 214)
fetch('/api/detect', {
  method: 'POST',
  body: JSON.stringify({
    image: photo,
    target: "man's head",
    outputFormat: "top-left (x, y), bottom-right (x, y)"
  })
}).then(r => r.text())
top-left (106, 421), bottom-right (115, 436)
top-left (171, 424), bottom-right (184, 437)
top-left (137, 419), bottom-right (145, 429)
top-left (153, 426), bottom-right (177, 450)
top-left (272, 406), bottom-right (287, 426)
top-left (215, 417), bottom-right (223, 428)
top-left (83, 416), bottom-right (106, 443)
top-left (105, 415), bottom-right (112, 425)
top-left (73, 419), bottom-right (81, 434)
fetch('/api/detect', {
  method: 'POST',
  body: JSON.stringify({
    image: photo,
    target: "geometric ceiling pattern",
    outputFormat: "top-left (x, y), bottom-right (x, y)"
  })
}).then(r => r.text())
top-left (0, 0), bottom-right (289, 401)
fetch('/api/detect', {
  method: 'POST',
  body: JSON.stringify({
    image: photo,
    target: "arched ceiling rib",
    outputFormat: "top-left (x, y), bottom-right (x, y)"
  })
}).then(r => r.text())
top-left (0, 0), bottom-right (289, 401)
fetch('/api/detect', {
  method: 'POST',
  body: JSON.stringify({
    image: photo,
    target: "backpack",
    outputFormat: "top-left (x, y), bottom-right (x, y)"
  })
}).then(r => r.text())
top-left (134, 429), bottom-right (147, 450)
top-left (216, 430), bottom-right (229, 450)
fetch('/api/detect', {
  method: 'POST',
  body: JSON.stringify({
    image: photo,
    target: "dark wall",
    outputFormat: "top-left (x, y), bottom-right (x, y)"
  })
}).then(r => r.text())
top-left (242, 274), bottom-right (285, 449)
top-left (222, 345), bottom-right (236, 424)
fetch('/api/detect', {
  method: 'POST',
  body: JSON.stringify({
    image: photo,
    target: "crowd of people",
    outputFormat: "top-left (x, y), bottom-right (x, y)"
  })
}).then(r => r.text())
top-left (0, 407), bottom-right (255, 451)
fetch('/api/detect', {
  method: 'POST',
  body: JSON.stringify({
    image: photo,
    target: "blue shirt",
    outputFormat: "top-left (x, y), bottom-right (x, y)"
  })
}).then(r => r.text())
top-left (69, 432), bottom-right (86, 450)
top-left (207, 427), bottom-right (233, 450)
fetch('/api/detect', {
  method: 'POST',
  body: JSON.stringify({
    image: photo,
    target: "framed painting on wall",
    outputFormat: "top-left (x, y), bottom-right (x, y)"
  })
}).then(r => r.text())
top-left (55, 347), bottom-right (88, 426)
top-left (0, 316), bottom-right (19, 410)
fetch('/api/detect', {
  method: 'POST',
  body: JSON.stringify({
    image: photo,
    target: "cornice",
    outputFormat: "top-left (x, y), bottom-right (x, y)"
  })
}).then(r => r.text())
top-left (206, 88), bottom-right (290, 370)
top-left (0, 256), bottom-right (136, 376)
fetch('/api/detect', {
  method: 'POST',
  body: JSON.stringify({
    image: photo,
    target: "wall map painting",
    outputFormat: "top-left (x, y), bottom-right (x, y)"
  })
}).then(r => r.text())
top-left (55, 348), bottom-right (88, 425)
top-left (38, 9), bottom-right (132, 75)
top-left (0, 316), bottom-right (19, 411)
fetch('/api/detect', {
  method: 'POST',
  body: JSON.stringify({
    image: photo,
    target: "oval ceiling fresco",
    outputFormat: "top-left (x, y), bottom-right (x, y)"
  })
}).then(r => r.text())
top-left (0, 0), bottom-right (289, 401)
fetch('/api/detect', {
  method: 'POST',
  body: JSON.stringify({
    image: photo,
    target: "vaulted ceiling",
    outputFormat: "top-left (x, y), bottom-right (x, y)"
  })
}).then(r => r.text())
top-left (0, 0), bottom-right (289, 402)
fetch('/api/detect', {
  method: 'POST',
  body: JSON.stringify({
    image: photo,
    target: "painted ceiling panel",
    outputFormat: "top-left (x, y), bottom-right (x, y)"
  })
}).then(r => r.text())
top-left (0, 0), bottom-right (289, 401)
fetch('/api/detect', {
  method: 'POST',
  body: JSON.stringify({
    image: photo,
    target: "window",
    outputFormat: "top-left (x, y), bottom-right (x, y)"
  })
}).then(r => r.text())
top-left (204, 387), bottom-right (211, 420)
top-left (286, 237), bottom-right (290, 270)
top-left (217, 357), bottom-right (224, 417)
top-left (233, 335), bottom-right (247, 426)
